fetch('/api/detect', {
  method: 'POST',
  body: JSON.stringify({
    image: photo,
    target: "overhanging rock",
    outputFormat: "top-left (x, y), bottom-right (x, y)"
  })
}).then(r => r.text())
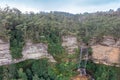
top-left (0, 39), bottom-right (56, 66)
top-left (22, 41), bottom-right (56, 62)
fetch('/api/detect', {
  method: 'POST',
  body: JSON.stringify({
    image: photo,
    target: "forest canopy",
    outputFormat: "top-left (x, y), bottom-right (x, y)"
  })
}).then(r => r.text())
top-left (0, 7), bottom-right (120, 80)
top-left (0, 7), bottom-right (120, 41)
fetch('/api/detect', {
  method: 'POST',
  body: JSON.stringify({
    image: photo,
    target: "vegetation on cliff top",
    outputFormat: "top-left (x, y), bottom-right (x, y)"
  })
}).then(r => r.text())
top-left (0, 7), bottom-right (120, 80)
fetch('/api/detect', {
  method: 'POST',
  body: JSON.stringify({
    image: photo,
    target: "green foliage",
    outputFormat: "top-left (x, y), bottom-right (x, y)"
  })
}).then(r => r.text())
top-left (0, 7), bottom-right (120, 80)
top-left (0, 59), bottom-right (57, 80)
top-left (2, 67), bottom-right (10, 80)
top-left (33, 74), bottom-right (40, 80)
top-left (31, 59), bottom-right (56, 79)
top-left (109, 25), bottom-right (120, 40)
top-left (32, 59), bottom-right (48, 78)
top-left (82, 36), bottom-right (91, 44)
top-left (26, 69), bottom-right (32, 80)
top-left (8, 64), bottom-right (18, 79)
top-left (0, 66), bottom-right (3, 80)
top-left (55, 61), bottom-right (77, 80)
top-left (43, 26), bottom-right (65, 58)
top-left (10, 29), bottom-right (24, 59)
top-left (18, 68), bottom-right (27, 80)
top-left (47, 28), bottom-right (63, 56)
top-left (86, 61), bottom-right (120, 80)
top-left (0, 59), bottom-right (119, 80)
top-left (88, 47), bottom-right (92, 55)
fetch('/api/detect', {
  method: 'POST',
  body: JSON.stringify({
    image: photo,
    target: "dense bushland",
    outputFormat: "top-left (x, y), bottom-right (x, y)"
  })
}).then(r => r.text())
top-left (0, 7), bottom-right (120, 80)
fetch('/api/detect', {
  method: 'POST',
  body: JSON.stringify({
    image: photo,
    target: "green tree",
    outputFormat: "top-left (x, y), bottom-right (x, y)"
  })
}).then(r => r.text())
top-left (32, 59), bottom-right (48, 79)
top-left (2, 67), bottom-right (9, 80)
top-left (26, 69), bottom-right (32, 80)
top-left (18, 68), bottom-right (27, 80)
top-left (33, 74), bottom-right (40, 80)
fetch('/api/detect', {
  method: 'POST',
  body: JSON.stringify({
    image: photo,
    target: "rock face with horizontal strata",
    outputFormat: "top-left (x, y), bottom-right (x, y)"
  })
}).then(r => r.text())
top-left (22, 41), bottom-right (56, 62)
top-left (92, 45), bottom-right (120, 65)
top-left (100, 36), bottom-right (116, 46)
top-left (62, 36), bottom-right (78, 54)
top-left (92, 36), bottom-right (120, 66)
top-left (0, 39), bottom-right (56, 66)
top-left (0, 39), bottom-right (12, 66)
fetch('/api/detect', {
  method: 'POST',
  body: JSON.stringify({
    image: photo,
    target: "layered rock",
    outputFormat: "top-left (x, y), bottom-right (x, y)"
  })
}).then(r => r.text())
top-left (21, 41), bottom-right (56, 62)
top-left (0, 39), bottom-right (12, 66)
top-left (92, 45), bottom-right (120, 66)
top-left (91, 36), bottom-right (120, 66)
top-left (0, 39), bottom-right (56, 66)
top-left (0, 35), bottom-right (120, 66)
top-left (100, 36), bottom-right (116, 46)
top-left (116, 39), bottom-right (120, 47)
top-left (62, 36), bottom-right (78, 54)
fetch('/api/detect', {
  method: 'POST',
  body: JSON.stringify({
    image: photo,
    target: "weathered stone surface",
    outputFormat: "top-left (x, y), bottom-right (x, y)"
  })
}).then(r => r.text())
top-left (0, 39), bottom-right (12, 66)
top-left (116, 39), bottom-right (120, 47)
top-left (0, 39), bottom-right (56, 66)
top-left (0, 35), bottom-right (120, 66)
top-left (89, 37), bottom-right (97, 45)
top-left (22, 41), bottom-right (56, 62)
top-left (90, 36), bottom-right (120, 66)
top-left (92, 45), bottom-right (120, 66)
top-left (100, 36), bottom-right (116, 46)
top-left (62, 36), bottom-right (78, 54)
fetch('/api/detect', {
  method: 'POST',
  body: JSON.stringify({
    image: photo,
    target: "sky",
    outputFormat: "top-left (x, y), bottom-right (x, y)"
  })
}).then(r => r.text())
top-left (0, 0), bottom-right (120, 14)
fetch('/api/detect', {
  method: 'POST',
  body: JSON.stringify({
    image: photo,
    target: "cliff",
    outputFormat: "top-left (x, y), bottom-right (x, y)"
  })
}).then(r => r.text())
top-left (62, 35), bottom-right (120, 67)
top-left (0, 39), bottom-right (56, 66)
top-left (0, 35), bottom-right (120, 67)
top-left (62, 36), bottom-right (78, 54)
top-left (0, 39), bottom-right (12, 65)
top-left (91, 36), bottom-right (120, 66)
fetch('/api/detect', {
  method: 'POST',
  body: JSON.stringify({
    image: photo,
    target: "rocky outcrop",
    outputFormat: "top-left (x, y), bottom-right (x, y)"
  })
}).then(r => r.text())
top-left (92, 45), bottom-right (120, 66)
top-left (116, 39), bottom-right (120, 47)
top-left (0, 39), bottom-right (56, 66)
top-left (21, 41), bottom-right (56, 62)
top-left (0, 39), bottom-right (12, 65)
top-left (100, 36), bottom-right (116, 46)
top-left (62, 36), bottom-right (78, 54)
top-left (91, 36), bottom-right (120, 66)
top-left (62, 35), bottom-right (120, 66)
top-left (0, 35), bottom-right (119, 66)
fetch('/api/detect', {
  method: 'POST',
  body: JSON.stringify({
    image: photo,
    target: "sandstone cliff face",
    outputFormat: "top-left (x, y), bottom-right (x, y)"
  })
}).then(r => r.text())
top-left (21, 41), bottom-right (56, 62)
top-left (62, 36), bottom-right (120, 66)
top-left (0, 39), bottom-right (12, 66)
top-left (92, 45), bottom-right (120, 65)
top-left (91, 36), bottom-right (120, 66)
top-left (100, 36), bottom-right (120, 48)
top-left (0, 36), bottom-right (120, 66)
top-left (62, 36), bottom-right (78, 54)
top-left (100, 36), bottom-right (116, 46)
top-left (0, 39), bottom-right (55, 66)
